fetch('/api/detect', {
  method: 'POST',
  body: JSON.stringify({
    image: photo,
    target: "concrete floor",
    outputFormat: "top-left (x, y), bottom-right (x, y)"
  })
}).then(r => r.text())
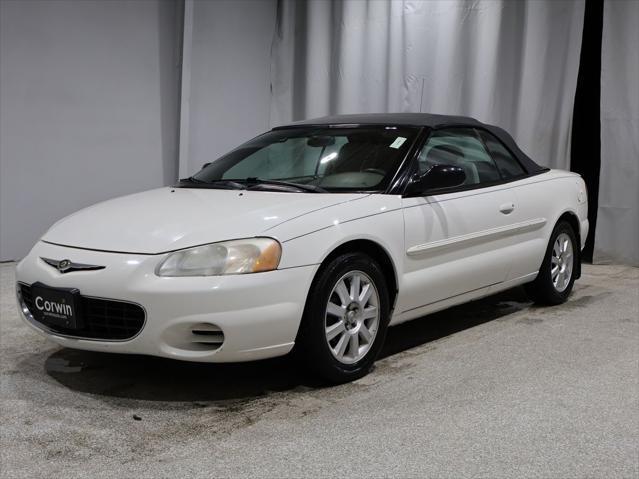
top-left (1, 262), bottom-right (637, 478)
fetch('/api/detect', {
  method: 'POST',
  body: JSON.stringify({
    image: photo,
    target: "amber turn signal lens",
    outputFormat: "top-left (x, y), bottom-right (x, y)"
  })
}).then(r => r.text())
top-left (253, 240), bottom-right (282, 272)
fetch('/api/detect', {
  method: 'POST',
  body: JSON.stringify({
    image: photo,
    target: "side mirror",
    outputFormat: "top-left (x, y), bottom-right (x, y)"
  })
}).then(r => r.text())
top-left (403, 164), bottom-right (466, 197)
top-left (202, 162), bottom-right (211, 170)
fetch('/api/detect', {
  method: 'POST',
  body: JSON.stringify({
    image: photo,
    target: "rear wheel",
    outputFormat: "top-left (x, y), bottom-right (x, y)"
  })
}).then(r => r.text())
top-left (526, 221), bottom-right (578, 305)
top-left (296, 252), bottom-right (390, 383)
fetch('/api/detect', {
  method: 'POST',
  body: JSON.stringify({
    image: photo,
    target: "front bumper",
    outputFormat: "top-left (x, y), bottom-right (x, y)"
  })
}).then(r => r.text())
top-left (16, 241), bottom-right (318, 362)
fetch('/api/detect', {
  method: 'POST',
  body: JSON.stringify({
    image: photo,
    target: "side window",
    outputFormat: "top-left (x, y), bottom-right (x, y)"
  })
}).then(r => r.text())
top-left (479, 130), bottom-right (526, 179)
top-left (417, 128), bottom-right (501, 185)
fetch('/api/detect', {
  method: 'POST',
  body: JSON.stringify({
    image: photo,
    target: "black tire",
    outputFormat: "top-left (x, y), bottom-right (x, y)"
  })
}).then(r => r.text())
top-left (295, 252), bottom-right (390, 384)
top-left (525, 221), bottom-right (578, 305)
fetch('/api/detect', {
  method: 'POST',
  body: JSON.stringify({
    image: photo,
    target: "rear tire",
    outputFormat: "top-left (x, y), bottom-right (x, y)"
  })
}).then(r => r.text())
top-left (295, 252), bottom-right (390, 384)
top-left (525, 221), bottom-right (578, 305)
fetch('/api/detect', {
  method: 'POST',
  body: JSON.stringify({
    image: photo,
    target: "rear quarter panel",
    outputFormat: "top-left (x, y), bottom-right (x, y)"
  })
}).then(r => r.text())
top-left (507, 170), bottom-right (588, 281)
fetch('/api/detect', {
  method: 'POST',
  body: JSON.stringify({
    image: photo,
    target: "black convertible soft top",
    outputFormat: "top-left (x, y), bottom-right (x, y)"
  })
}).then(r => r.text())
top-left (275, 113), bottom-right (547, 175)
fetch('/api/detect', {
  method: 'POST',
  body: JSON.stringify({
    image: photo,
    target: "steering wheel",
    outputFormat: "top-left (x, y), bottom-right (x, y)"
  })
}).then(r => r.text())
top-left (362, 168), bottom-right (386, 176)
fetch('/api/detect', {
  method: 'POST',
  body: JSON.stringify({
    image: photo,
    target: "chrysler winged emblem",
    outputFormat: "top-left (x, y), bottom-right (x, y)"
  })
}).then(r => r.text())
top-left (41, 258), bottom-right (106, 274)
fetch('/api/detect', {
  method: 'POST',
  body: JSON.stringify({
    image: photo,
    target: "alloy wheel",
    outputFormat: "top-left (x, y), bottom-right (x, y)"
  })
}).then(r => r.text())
top-left (551, 232), bottom-right (574, 292)
top-left (324, 271), bottom-right (380, 364)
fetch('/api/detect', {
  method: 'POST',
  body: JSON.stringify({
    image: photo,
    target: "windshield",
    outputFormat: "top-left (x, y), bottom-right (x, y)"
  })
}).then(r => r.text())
top-left (188, 126), bottom-right (419, 192)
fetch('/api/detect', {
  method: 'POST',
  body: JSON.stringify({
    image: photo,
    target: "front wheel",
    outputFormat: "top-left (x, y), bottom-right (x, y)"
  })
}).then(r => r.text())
top-left (525, 221), bottom-right (578, 305)
top-left (296, 252), bottom-right (390, 383)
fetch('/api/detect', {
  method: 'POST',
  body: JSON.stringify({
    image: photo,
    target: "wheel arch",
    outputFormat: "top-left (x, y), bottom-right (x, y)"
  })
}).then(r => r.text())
top-left (316, 239), bottom-right (399, 314)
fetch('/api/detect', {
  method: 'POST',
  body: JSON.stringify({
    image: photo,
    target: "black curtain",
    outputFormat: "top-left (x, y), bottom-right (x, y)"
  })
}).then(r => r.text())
top-left (570, 0), bottom-right (604, 262)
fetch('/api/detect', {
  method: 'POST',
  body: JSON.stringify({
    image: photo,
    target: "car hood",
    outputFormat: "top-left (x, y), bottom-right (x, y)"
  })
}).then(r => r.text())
top-left (42, 187), bottom-right (368, 254)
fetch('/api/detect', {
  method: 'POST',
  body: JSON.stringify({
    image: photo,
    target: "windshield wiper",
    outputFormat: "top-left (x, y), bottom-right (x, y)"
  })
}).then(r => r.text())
top-left (177, 178), bottom-right (246, 190)
top-left (180, 176), bottom-right (207, 183)
top-left (206, 179), bottom-right (247, 189)
top-left (177, 176), bottom-right (326, 193)
top-left (245, 177), bottom-right (327, 193)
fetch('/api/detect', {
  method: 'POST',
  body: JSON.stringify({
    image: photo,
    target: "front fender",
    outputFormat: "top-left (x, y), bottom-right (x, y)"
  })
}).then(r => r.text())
top-left (267, 195), bottom-right (405, 271)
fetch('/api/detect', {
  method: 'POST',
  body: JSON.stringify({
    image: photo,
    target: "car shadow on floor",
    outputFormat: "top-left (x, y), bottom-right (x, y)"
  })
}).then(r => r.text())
top-left (43, 287), bottom-right (532, 403)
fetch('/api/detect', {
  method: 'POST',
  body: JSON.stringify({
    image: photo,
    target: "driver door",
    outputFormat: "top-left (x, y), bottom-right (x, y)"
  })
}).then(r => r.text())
top-left (396, 128), bottom-right (519, 318)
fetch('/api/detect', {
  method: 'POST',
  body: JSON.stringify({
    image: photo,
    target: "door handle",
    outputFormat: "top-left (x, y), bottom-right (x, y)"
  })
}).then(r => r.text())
top-left (499, 202), bottom-right (515, 215)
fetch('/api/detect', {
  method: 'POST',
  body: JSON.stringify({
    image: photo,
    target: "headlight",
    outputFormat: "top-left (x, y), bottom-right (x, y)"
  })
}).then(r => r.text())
top-left (156, 238), bottom-right (281, 277)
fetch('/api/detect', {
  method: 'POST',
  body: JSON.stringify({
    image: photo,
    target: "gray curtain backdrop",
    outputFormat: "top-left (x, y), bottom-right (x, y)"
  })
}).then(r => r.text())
top-left (1, 0), bottom-right (636, 265)
top-left (270, 0), bottom-right (585, 170)
top-left (0, 0), bottom-right (181, 261)
top-left (183, 0), bottom-right (276, 176)
top-left (593, 0), bottom-right (639, 266)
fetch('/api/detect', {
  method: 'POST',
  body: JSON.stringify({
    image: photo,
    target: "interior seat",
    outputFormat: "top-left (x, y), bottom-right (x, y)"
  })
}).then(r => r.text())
top-left (326, 141), bottom-right (380, 175)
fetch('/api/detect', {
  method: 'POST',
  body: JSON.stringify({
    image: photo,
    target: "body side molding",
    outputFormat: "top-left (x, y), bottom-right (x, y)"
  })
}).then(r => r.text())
top-left (406, 217), bottom-right (547, 256)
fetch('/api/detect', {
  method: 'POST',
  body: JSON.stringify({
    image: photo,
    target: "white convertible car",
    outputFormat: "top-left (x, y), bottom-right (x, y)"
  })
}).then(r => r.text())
top-left (16, 114), bottom-right (588, 382)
